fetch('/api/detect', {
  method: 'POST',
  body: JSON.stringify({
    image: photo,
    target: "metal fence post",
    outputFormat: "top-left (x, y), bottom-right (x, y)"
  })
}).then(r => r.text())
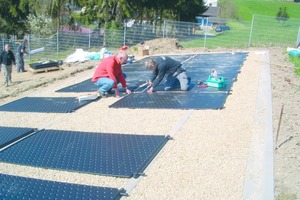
top-left (204, 17), bottom-right (208, 48)
top-left (56, 30), bottom-right (59, 59)
top-left (89, 28), bottom-right (91, 51)
top-left (248, 15), bottom-right (255, 48)
top-left (124, 20), bottom-right (126, 46)
top-left (2, 38), bottom-right (4, 51)
top-left (163, 20), bottom-right (166, 38)
top-left (297, 26), bottom-right (300, 45)
top-left (28, 34), bottom-right (31, 62)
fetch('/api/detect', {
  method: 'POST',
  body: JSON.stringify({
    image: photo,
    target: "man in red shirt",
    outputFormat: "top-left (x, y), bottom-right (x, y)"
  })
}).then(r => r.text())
top-left (92, 51), bottom-right (131, 98)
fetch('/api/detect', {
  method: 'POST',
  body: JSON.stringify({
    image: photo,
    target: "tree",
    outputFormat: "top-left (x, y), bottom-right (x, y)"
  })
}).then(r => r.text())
top-left (173, 0), bottom-right (208, 22)
top-left (276, 7), bottom-right (289, 26)
top-left (0, 0), bottom-right (29, 37)
top-left (218, 0), bottom-right (238, 19)
top-left (20, 0), bottom-right (80, 30)
top-left (26, 14), bottom-right (55, 36)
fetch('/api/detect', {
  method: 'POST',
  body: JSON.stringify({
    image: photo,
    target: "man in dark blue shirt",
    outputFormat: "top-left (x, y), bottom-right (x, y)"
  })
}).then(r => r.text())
top-left (144, 56), bottom-right (190, 93)
top-left (0, 44), bottom-right (16, 87)
top-left (16, 39), bottom-right (29, 72)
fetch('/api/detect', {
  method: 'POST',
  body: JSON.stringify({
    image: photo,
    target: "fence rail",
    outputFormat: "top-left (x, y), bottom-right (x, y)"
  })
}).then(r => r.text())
top-left (1, 15), bottom-right (299, 62)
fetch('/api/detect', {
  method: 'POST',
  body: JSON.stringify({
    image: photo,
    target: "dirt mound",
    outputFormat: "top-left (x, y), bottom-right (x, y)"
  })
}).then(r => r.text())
top-left (128, 38), bottom-right (184, 56)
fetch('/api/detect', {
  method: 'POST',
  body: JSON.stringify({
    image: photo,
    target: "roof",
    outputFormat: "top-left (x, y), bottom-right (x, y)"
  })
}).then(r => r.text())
top-left (199, 6), bottom-right (220, 17)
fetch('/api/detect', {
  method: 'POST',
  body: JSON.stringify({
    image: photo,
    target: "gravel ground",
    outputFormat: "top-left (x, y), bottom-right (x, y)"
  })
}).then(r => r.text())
top-left (0, 44), bottom-right (299, 199)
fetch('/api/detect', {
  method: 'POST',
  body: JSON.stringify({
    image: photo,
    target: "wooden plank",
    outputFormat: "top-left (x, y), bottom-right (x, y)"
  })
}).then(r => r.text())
top-left (28, 66), bottom-right (62, 74)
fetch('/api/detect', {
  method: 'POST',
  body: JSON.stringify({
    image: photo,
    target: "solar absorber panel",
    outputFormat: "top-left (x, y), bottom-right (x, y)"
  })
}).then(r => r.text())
top-left (56, 78), bottom-right (139, 93)
top-left (0, 173), bottom-right (124, 200)
top-left (0, 130), bottom-right (170, 178)
top-left (0, 126), bottom-right (35, 150)
top-left (56, 79), bottom-right (99, 93)
top-left (109, 92), bottom-right (228, 110)
top-left (0, 97), bottom-right (92, 113)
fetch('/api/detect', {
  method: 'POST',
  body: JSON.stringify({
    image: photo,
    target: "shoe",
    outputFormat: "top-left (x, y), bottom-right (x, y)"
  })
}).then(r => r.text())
top-left (97, 91), bottom-right (107, 98)
top-left (187, 77), bottom-right (191, 85)
top-left (164, 86), bottom-right (172, 91)
top-left (107, 89), bottom-right (115, 94)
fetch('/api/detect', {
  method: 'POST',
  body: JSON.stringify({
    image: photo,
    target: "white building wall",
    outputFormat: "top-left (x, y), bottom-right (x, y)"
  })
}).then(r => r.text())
top-left (205, 0), bottom-right (218, 7)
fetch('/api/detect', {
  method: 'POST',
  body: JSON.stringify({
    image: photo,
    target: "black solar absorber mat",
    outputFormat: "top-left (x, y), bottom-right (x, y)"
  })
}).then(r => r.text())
top-left (29, 60), bottom-right (59, 69)
top-left (0, 97), bottom-right (91, 113)
top-left (109, 92), bottom-right (227, 110)
top-left (0, 173), bottom-right (123, 200)
top-left (0, 130), bottom-right (169, 178)
top-left (56, 79), bottom-right (99, 92)
top-left (0, 126), bottom-right (35, 149)
top-left (56, 78), bottom-right (139, 93)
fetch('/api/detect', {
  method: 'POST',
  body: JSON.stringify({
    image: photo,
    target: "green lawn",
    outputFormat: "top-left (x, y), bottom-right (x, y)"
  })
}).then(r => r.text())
top-left (181, 0), bottom-right (300, 49)
top-left (290, 56), bottom-right (300, 75)
top-left (230, 0), bottom-right (300, 20)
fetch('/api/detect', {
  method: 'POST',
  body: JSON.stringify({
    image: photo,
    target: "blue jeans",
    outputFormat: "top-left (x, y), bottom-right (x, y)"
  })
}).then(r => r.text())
top-left (165, 72), bottom-right (190, 91)
top-left (16, 53), bottom-right (25, 72)
top-left (94, 78), bottom-right (114, 94)
top-left (94, 73), bottom-right (127, 94)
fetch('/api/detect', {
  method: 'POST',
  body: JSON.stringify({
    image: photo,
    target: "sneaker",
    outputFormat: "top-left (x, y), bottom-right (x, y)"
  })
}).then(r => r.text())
top-left (187, 77), bottom-right (191, 85)
top-left (164, 86), bottom-right (172, 91)
top-left (107, 89), bottom-right (115, 95)
top-left (97, 91), bottom-right (107, 98)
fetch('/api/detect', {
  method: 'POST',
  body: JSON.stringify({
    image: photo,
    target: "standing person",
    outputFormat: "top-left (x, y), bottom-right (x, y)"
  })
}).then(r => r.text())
top-left (91, 51), bottom-right (131, 98)
top-left (16, 39), bottom-right (29, 72)
top-left (144, 56), bottom-right (191, 94)
top-left (0, 44), bottom-right (16, 87)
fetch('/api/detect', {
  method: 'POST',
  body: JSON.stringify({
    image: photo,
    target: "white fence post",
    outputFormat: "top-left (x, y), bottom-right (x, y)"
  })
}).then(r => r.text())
top-left (248, 14), bottom-right (255, 48)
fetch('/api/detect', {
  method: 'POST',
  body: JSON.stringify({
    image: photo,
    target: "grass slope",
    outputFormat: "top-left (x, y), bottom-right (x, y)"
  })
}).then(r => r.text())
top-left (230, 0), bottom-right (300, 20)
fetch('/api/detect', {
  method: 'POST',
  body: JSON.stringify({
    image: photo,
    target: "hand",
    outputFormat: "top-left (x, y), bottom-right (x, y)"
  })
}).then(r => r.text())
top-left (126, 88), bottom-right (131, 94)
top-left (147, 87), bottom-right (154, 94)
top-left (147, 81), bottom-right (152, 86)
top-left (115, 89), bottom-right (121, 98)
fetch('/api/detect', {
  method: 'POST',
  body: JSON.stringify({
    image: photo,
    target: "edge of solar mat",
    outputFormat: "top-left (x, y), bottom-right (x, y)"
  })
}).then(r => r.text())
top-left (70, 97), bottom-right (100, 112)
top-left (108, 94), bottom-right (133, 109)
top-left (0, 173), bottom-right (127, 200)
top-left (0, 128), bottom-right (36, 151)
top-left (0, 97), bottom-right (97, 113)
top-left (132, 135), bottom-right (171, 178)
top-left (109, 92), bottom-right (229, 110)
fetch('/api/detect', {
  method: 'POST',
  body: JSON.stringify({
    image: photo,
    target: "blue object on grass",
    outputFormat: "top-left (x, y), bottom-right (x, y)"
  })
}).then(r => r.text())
top-left (215, 25), bottom-right (230, 32)
top-left (289, 50), bottom-right (300, 57)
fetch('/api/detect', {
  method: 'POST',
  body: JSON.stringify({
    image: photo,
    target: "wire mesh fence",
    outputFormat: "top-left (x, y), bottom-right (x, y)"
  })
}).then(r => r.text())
top-left (1, 14), bottom-right (299, 62)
